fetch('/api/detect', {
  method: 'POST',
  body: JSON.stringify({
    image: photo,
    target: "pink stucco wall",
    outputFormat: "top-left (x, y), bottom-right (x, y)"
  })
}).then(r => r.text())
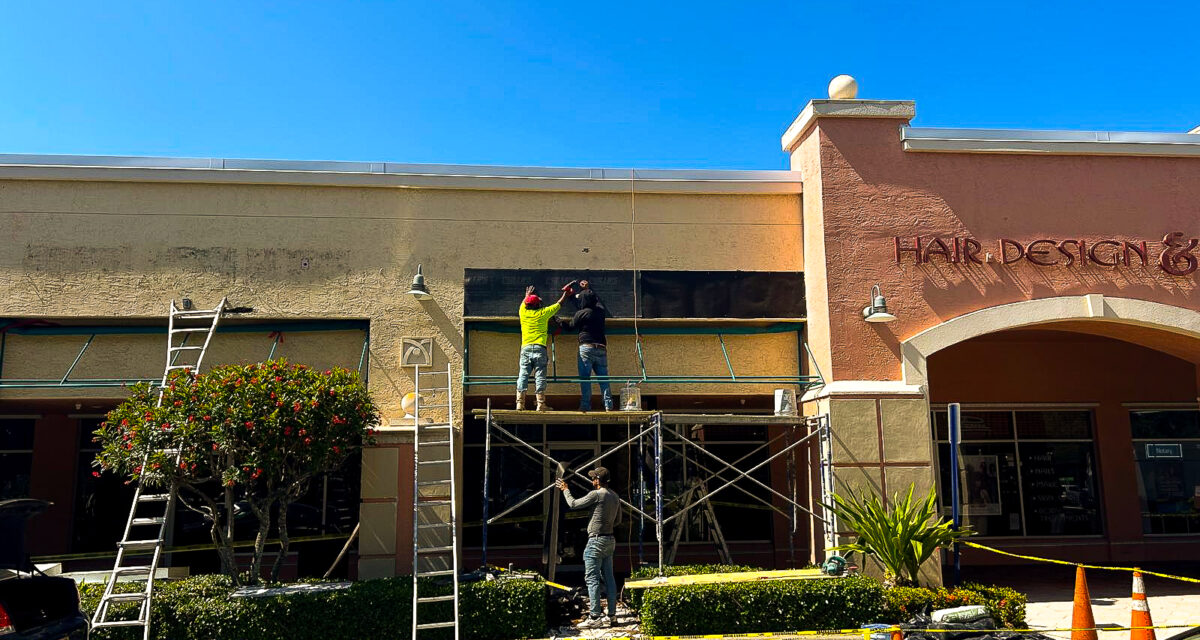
top-left (801, 116), bottom-right (1200, 382)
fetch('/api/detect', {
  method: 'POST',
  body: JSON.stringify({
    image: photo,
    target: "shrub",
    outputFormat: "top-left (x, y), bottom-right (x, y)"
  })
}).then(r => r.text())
top-left (827, 484), bottom-right (973, 587)
top-left (881, 583), bottom-right (1026, 627)
top-left (638, 574), bottom-right (885, 635)
top-left (80, 574), bottom-right (544, 640)
top-left (627, 563), bottom-right (760, 612)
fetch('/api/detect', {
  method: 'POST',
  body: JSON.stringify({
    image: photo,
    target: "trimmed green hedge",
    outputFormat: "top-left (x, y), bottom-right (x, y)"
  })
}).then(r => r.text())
top-left (882, 583), bottom-right (1026, 627)
top-left (638, 574), bottom-right (886, 635)
top-left (627, 563), bottom-right (759, 612)
top-left (80, 574), bottom-right (545, 640)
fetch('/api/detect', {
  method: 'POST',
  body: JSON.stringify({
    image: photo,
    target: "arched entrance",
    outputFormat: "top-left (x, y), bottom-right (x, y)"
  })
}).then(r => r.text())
top-left (901, 295), bottom-right (1200, 564)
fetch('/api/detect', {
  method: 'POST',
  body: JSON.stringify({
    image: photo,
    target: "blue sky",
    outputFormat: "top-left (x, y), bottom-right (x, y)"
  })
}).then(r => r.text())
top-left (1, 1), bottom-right (1196, 170)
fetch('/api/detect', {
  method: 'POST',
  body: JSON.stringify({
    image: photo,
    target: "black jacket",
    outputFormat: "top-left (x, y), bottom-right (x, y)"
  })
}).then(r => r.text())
top-left (569, 289), bottom-right (608, 345)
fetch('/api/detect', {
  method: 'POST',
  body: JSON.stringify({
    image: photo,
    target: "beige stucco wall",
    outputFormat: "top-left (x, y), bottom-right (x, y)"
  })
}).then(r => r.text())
top-left (1, 179), bottom-right (803, 416)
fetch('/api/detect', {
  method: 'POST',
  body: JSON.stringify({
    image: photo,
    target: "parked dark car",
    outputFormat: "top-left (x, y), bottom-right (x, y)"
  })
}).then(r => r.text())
top-left (0, 499), bottom-right (89, 639)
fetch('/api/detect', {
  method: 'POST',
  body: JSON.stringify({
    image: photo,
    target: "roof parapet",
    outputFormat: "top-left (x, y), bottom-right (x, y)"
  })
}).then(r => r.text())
top-left (781, 99), bottom-right (916, 153)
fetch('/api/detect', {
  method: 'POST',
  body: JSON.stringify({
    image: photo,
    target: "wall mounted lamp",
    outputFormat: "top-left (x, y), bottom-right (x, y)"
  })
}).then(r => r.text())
top-left (862, 285), bottom-right (897, 323)
top-left (407, 264), bottom-right (433, 301)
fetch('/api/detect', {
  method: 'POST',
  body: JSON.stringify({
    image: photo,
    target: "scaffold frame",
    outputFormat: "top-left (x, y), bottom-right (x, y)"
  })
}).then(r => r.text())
top-left (473, 407), bottom-right (836, 575)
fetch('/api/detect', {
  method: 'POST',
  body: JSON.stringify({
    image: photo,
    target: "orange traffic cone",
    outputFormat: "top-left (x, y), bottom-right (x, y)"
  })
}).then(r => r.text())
top-left (1130, 570), bottom-right (1156, 640)
top-left (1072, 566), bottom-right (1098, 640)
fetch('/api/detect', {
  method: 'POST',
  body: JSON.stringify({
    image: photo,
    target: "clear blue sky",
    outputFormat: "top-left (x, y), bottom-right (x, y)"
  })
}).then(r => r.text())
top-left (2, 1), bottom-right (1196, 170)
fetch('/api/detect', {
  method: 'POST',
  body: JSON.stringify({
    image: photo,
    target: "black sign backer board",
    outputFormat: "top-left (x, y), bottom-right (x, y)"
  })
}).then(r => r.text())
top-left (463, 269), bottom-right (805, 319)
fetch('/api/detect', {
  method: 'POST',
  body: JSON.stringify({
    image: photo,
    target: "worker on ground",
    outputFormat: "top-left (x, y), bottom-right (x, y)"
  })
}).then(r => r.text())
top-left (555, 466), bottom-right (621, 628)
top-left (517, 283), bottom-right (572, 411)
top-left (566, 280), bottom-right (612, 411)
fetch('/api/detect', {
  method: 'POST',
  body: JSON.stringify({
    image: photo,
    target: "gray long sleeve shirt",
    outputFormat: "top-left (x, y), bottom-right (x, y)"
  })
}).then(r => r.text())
top-left (562, 486), bottom-right (621, 536)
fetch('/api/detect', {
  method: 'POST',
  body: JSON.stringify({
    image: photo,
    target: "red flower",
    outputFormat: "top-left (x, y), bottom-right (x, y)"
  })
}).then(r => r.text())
top-left (245, 421), bottom-right (254, 429)
top-left (212, 443), bottom-right (219, 451)
top-left (323, 369), bottom-right (332, 376)
top-left (203, 415), bottom-right (211, 421)
top-left (180, 462), bottom-right (188, 470)
top-left (134, 465), bottom-right (142, 474)
top-left (304, 437), bottom-right (313, 445)
top-left (121, 419), bottom-right (129, 426)
top-left (333, 446), bottom-right (341, 454)
top-left (293, 402), bottom-right (302, 412)
top-left (173, 400), bottom-right (182, 407)
top-left (284, 427), bottom-right (293, 436)
top-left (269, 392), bottom-right (276, 399)
top-left (274, 376), bottom-right (282, 382)
top-left (92, 471), bottom-right (101, 478)
top-left (299, 429), bottom-right (307, 436)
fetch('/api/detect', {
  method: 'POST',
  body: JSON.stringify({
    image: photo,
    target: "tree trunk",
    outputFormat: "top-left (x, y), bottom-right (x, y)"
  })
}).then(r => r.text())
top-left (270, 501), bottom-right (290, 582)
top-left (210, 518), bottom-right (239, 584)
top-left (247, 505), bottom-right (271, 585)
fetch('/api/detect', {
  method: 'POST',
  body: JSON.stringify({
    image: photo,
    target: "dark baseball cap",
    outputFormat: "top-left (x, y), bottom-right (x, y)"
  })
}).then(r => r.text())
top-left (587, 467), bottom-right (610, 482)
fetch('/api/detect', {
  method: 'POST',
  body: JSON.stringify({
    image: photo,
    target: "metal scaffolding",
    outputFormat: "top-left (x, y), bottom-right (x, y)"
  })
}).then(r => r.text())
top-left (474, 407), bottom-right (837, 575)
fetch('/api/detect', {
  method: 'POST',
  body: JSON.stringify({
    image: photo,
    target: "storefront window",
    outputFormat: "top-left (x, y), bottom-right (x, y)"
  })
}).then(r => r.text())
top-left (0, 418), bottom-right (36, 500)
top-left (932, 410), bottom-right (1103, 537)
top-left (74, 417), bottom-right (135, 552)
top-left (1130, 410), bottom-right (1200, 535)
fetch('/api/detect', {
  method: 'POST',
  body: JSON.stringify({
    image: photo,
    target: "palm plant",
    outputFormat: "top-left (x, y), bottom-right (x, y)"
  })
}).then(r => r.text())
top-left (825, 483), bottom-right (972, 587)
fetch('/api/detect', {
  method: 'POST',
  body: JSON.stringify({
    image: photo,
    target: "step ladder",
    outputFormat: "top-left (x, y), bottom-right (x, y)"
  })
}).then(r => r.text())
top-left (411, 362), bottom-right (460, 640)
top-left (91, 298), bottom-right (229, 639)
top-left (665, 477), bottom-right (731, 565)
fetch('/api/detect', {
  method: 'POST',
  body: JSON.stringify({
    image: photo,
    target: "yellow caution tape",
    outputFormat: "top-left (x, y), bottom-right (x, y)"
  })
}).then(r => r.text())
top-left (961, 540), bottom-right (1200, 584)
top-left (625, 568), bottom-right (832, 589)
top-left (532, 624), bottom-right (1200, 640)
top-left (544, 580), bottom-right (572, 591)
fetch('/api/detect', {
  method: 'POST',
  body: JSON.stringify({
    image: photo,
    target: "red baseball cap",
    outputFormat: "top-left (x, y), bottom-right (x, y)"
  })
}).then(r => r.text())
top-left (524, 294), bottom-right (542, 306)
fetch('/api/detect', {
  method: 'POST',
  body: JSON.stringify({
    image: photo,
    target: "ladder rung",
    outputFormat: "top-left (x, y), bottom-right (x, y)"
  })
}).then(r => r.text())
top-left (156, 448), bottom-right (180, 455)
top-left (416, 621), bottom-right (457, 630)
top-left (138, 493), bottom-right (171, 502)
top-left (417, 545), bottom-right (455, 554)
top-left (118, 539), bottom-right (162, 551)
top-left (417, 459), bottom-right (451, 465)
top-left (416, 499), bottom-right (451, 506)
top-left (113, 565), bottom-right (153, 576)
top-left (172, 310), bottom-right (221, 319)
top-left (419, 424), bottom-right (452, 430)
top-left (416, 569), bottom-right (456, 577)
top-left (419, 386), bottom-right (450, 391)
top-left (417, 480), bottom-right (453, 486)
top-left (93, 619), bottom-right (148, 628)
top-left (165, 365), bottom-right (196, 370)
top-left (417, 522), bottom-right (452, 529)
top-left (421, 439), bottom-right (451, 446)
top-left (171, 327), bottom-right (212, 333)
top-left (417, 594), bottom-right (456, 603)
top-left (103, 591), bottom-right (149, 602)
top-left (417, 370), bottom-right (448, 376)
top-left (418, 403), bottom-right (450, 409)
top-left (131, 517), bottom-right (165, 526)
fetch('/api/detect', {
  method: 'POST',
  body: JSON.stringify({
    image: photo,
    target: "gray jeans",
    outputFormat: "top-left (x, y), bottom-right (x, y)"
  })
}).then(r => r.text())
top-left (516, 344), bottom-right (548, 393)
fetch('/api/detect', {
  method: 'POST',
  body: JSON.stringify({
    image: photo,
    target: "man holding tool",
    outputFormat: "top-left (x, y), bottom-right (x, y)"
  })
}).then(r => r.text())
top-left (565, 279), bottom-right (613, 411)
top-left (554, 466), bottom-right (621, 628)
top-left (517, 282), bottom-right (573, 411)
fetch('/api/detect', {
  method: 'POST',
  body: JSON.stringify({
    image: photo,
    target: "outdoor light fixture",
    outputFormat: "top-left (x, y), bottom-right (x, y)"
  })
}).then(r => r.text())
top-left (862, 285), bottom-right (897, 323)
top-left (407, 264), bottom-right (433, 300)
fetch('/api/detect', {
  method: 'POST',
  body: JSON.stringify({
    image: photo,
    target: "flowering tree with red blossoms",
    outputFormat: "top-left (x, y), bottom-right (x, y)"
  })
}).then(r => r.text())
top-left (93, 359), bottom-right (378, 584)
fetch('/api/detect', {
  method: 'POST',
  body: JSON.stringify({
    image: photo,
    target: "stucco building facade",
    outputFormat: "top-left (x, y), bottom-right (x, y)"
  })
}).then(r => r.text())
top-left (3, 92), bottom-right (1200, 581)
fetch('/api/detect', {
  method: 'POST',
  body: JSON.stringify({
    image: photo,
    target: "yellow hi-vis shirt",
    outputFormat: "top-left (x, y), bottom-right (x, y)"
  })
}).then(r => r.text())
top-left (518, 301), bottom-right (561, 347)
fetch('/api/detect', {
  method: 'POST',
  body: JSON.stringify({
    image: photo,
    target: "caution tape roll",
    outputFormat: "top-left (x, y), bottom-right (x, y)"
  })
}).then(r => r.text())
top-left (961, 540), bottom-right (1200, 584)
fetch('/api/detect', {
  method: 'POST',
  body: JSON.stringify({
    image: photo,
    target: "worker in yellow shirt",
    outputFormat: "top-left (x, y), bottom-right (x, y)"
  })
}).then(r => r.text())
top-left (517, 283), bottom-right (573, 411)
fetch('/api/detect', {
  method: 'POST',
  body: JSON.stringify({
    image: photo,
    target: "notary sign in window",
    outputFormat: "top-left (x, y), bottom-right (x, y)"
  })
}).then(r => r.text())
top-left (1131, 411), bottom-right (1200, 535)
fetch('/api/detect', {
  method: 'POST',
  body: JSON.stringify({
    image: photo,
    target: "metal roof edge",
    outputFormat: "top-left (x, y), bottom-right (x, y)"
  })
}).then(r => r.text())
top-left (901, 127), bottom-right (1200, 157)
top-left (0, 153), bottom-right (803, 194)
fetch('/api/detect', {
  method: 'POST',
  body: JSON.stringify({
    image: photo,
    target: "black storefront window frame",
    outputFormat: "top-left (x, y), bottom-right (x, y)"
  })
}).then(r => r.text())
top-left (462, 420), bottom-right (775, 550)
top-left (1129, 407), bottom-right (1200, 536)
top-left (0, 417), bottom-right (38, 500)
top-left (931, 407), bottom-right (1105, 539)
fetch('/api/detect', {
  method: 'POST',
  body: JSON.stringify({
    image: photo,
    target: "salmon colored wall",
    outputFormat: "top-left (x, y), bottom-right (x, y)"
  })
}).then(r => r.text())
top-left (27, 414), bottom-right (77, 556)
top-left (798, 117), bottom-right (1200, 382)
top-left (928, 329), bottom-right (1197, 561)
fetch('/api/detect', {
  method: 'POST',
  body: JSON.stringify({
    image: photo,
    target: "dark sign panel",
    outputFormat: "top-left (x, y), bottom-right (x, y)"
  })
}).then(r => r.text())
top-left (463, 269), bottom-right (805, 319)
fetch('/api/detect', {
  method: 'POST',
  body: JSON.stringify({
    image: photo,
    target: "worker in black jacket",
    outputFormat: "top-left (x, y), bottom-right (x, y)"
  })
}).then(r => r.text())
top-left (566, 280), bottom-right (612, 411)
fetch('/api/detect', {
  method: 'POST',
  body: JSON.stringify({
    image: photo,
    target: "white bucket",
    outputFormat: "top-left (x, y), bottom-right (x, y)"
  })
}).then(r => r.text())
top-left (620, 384), bottom-right (642, 411)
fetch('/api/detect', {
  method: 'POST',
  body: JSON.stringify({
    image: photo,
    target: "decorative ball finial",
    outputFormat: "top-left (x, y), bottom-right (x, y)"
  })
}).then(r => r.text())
top-left (828, 74), bottom-right (858, 99)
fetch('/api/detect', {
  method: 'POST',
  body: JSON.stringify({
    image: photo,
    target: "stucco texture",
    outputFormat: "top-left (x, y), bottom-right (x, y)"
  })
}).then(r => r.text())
top-left (789, 117), bottom-right (1200, 383)
top-left (0, 180), bottom-right (802, 417)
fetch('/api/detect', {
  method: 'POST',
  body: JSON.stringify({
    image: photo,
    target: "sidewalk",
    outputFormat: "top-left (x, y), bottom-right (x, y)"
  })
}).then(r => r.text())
top-left (964, 566), bottom-right (1200, 640)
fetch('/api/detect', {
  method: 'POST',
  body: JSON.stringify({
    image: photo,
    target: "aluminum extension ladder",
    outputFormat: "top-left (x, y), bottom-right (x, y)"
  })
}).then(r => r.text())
top-left (411, 362), bottom-right (460, 640)
top-left (91, 298), bottom-right (229, 639)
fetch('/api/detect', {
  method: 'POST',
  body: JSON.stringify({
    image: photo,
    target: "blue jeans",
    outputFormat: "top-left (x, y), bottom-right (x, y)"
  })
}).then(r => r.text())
top-left (577, 345), bottom-right (612, 411)
top-left (583, 535), bottom-right (617, 618)
top-left (516, 344), bottom-right (548, 393)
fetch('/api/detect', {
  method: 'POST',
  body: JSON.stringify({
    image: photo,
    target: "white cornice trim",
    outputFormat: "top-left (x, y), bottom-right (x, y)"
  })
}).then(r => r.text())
top-left (801, 380), bottom-right (925, 402)
top-left (781, 100), bottom-right (916, 153)
top-left (0, 154), bottom-right (802, 195)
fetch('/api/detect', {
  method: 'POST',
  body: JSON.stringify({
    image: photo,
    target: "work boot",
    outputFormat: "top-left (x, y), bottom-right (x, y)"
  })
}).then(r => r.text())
top-left (515, 391), bottom-right (526, 411)
top-left (536, 393), bottom-right (552, 411)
